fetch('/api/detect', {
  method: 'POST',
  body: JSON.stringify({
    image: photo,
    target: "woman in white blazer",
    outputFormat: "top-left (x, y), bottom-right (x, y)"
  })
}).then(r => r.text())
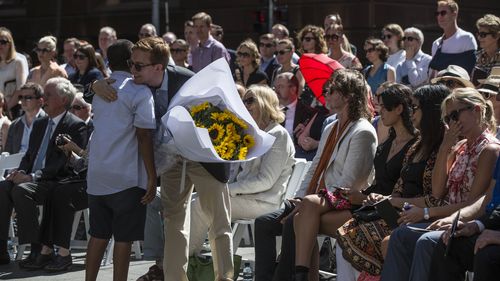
top-left (189, 84), bottom-right (296, 255)
top-left (292, 69), bottom-right (378, 281)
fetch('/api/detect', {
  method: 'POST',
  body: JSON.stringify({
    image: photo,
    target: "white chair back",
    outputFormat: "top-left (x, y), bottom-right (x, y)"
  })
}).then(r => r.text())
top-left (0, 153), bottom-right (25, 180)
top-left (280, 158), bottom-right (311, 206)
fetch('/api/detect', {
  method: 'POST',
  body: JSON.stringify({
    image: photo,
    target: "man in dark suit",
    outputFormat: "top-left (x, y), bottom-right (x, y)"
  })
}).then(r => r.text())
top-left (428, 160), bottom-right (500, 281)
top-left (91, 36), bottom-right (232, 281)
top-left (259, 33), bottom-right (280, 84)
top-left (4, 82), bottom-right (47, 154)
top-left (0, 77), bottom-right (87, 266)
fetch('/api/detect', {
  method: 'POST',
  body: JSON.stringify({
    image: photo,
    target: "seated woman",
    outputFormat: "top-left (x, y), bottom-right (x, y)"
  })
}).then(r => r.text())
top-left (325, 23), bottom-right (362, 71)
top-left (27, 35), bottom-right (67, 86)
top-left (69, 43), bottom-right (104, 94)
top-left (24, 135), bottom-right (88, 271)
top-left (381, 87), bottom-right (500, 281)
top-left (189, 84), bottom-right (296, 253)
top-left (471, 14), bottom-right (500, 85)
top-left (363, 38), bottom-right (396, 95)
top-left (270, 39), bottom-right (305, 92)
top-left (335, 84), bottom-right (449, 280)
top-left (291, 69), bottom-right (378, 281)
top-left (233, 40), bottom-right (268, 88)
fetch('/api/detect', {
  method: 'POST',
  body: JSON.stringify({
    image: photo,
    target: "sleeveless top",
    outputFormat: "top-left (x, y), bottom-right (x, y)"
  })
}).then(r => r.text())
top-left (364, 63), bottom-right (389, 93)
top-left (446, 130), bottom-right (500, 204)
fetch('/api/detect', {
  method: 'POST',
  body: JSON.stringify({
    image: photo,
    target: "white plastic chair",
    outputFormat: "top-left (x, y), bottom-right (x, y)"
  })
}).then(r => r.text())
top-left (0, 152), bottom-right (25, 180)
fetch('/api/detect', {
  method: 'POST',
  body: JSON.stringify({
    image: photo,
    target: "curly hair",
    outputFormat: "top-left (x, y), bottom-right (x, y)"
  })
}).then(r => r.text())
top-left (297, 25), bottom-right (327, 54)
top-left (378, 83), bottom-right (418, 139)
top-left (364, 38), bottom-right (389, 62)
top-left (245, 85), bottom-right (285, 125)
top-left (442, 87), bottom-right (496, 133)
top-left (327, 69), bottom-right (372, 121)
top-left (476, 14), bottom-right (500, 47)
top-left (237, 39), bottom-right (260, 69)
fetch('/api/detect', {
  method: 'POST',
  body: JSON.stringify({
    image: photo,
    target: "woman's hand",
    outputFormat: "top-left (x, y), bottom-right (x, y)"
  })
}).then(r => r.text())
top-left (298, 136), bottom-right (319, 151)
top-left (441, 121), bottom-right (462, 151)
top-left (397, 205), bottom-right (424, 225)
top-left (364, 193), bottom-right (385, 205)
top-left (343, 189), bottom-right (366, 205)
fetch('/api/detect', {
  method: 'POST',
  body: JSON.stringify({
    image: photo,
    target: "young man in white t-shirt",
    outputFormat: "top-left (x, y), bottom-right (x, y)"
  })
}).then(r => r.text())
top-left (429, 0), bottom-right (477, 77)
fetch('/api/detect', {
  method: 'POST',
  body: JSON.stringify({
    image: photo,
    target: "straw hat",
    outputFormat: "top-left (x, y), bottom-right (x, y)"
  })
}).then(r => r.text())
top-left (430, 65), bottom-right (475, 88)
top-left (477, 67), bottom-right (500, 97)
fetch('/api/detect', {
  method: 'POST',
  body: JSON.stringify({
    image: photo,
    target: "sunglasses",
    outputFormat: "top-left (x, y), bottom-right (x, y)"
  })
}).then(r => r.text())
top-left (237, 51), bottom-right (251, 58)
top-left (71, 104), bottom-right (86, 110)
top-left (380, 34), bottom-right (392, 40)
top-left (437, 79), bottom-right (464, 88)
top-left (410, 104), bottom-right (420, 113)
top-left (443, 105), bottom-right (473, 124)
top-left (276, 49), bottom-right (291, 55)
top-left (364, 48), bottom-right (376, 53)
top-left (302, 36), bottom-right (315, 42)
top-left (477, 32), bottom-right (495, 38)
top-left (171, 48), bottom-right (187, 53)
top-left (243, 96), bottom-right (255, 106)
top-left (127, 59), bottom-right (154, 71)
top-left (435, 10), bottom-right (448, 17)
top-left (73, 53), bottom-right (87, 60)
top-left (403, 36), bottom-right (417, 42)
top-left (18, 95), bottom-right (39, 101)
top-left (259, 42), bottom-right (274, 48)
top-left (34, 47), bottom-right (52, 53)
top-left (325, 34), bottom-right (341, 41)
top-left (0, 39), bottom-right (9, 45)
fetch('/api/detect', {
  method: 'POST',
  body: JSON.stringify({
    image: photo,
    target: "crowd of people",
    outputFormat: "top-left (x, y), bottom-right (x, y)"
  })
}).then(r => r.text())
top-left (0, 0), bottom-right (499, 280)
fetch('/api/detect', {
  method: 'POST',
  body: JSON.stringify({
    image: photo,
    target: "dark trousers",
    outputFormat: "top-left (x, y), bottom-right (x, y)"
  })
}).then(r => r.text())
top-left (429, 234), bottom-right (500, 281)
top-left (39, 181), bottom-right (88, 249)
top-left (0, 180), bottom-right (54, 244)
top-left (254, 208), bottom-right (296, 281)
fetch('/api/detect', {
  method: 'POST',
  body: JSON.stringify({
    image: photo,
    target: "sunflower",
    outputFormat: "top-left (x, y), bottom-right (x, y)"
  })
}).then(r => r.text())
top-left (237, 147), bottom-right (248, 160)
top-left (243, 134), bottom-right (255, 149)
top-left (208, 123), bottom-right (225, 143)
top-left (190, 102), bottom-right (211, 117)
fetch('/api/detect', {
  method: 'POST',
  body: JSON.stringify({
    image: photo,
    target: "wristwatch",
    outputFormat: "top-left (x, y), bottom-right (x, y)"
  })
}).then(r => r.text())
top-left (31, 170), bottom-right (43, 183)
top-left (423, 207), bottom-right (430, 220)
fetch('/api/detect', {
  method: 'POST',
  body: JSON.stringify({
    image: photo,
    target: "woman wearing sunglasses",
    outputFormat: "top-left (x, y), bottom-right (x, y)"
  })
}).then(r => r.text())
top-left (326, 24), bottom-right (362, 71)
top-left (297, 25), bottom-right (327, 55)
top-left (270, 39), bottom-right (305, 90)
top-left (363, 38), bottom-right (396, 94)
top-left (395, 27), bottom-right (432, 89)
top-left (471, 14), bottom-right (500, 85)
top-left (233, 39), bottom-right (268, 88)
top-left (27, 35), bottom-right (67, 86)
top-left (68, 43), bottom-right (104, 94)
top-left (381, 88), bottom-right (500, 281)
top-left (0, 27), bottom-right (29, 114)
top-left (380, 24), bottom-right (406, 69)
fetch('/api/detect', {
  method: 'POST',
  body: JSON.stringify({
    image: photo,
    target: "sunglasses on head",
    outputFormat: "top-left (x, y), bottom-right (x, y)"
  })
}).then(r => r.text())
top-left (71, 104), bottom-right (86, 110)
top-left (259, 42), bottom-right (274, 48)
top-left (171, 48), bottom-right (187, 53)
top-left (403, 36), bottom-right (417, 42)
top-left (381, 34), bottom-right (392, 40)
top-left (325, 34), bottom-right (341, 41)
top-left (243, 96), bottom-right (255, 106)
top-left (302, 36), bottom-right (315, 42)
top-left (477, 32), bottom-right (495, 38)
top-left (73, 53), bottom-right (87, 60)
top-left (237, 51), bottom-right (251, 58)
top-left (276, 49), bottom-right (291, 55)
top-left (34, 47), bottom-right (51, 53)
top-left (435, 10), bottom-right (448, 17)
top-left (443, 105), bottom-right (473, 124)
top-left (0, 39), bottom-right (9, 45)
top-left (18, 95), bottom-right (38, 101)
top-left (127, 59), bottom-right (154, 71)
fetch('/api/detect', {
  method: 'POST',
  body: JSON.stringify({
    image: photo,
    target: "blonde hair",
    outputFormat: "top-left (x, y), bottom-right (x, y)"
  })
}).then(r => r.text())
top-left (437, 0), bottom-right (459, 13)
top-left (441, 88), bottom-right (496, 132)
top-left (38, 35), bottom-right (57, 52)
top-left (245, 85), bottom-right (285, 125)
top-left (0, 27), bottom-right (16, 63)
top-left (278, 39), bottom-right (295, 51)
top-left (237, 39), bottom-right (260, 69)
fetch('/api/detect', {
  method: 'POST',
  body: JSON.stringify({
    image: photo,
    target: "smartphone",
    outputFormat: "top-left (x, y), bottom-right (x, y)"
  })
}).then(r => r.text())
top-left (444, 210), bottom-right (461, 257)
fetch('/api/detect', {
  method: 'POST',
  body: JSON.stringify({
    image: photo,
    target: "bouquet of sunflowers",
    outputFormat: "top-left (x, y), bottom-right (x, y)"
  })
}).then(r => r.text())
top-left (190, 102), bottom-right (255, 160)
top-left (154, 58), bottom-right (275, 171)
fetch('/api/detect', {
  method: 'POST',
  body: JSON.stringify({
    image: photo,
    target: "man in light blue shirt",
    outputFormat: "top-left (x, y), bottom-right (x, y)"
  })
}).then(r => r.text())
top-left (396, 27), bottom-right (432, 89)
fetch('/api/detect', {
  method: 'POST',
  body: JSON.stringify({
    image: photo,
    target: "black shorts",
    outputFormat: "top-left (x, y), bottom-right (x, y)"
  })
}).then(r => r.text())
top-left (88, 187), bottom-right (146, 242)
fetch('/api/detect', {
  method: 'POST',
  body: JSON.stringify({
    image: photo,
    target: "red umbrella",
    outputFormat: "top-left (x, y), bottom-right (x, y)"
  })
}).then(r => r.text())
top-left (299, 53), bottom-right (344, 105)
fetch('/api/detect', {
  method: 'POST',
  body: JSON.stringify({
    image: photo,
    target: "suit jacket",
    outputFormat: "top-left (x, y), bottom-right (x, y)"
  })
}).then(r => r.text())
top-left (166, 65), bottom-right (230, 183)
top-left (4, 110), bottom-right (47, 154)
top-left (298, 118), bottom-right (378, 196)
top-left (18, 111), bottom-right (87, 180)
top-left (262, 57), bottom-right (280, 85)
top-left (479, 204), bottom-right (500, 230)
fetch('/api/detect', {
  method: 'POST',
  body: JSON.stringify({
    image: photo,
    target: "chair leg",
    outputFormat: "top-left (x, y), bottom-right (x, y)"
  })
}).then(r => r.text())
top-left (103, 237), bottom-right (115, 266)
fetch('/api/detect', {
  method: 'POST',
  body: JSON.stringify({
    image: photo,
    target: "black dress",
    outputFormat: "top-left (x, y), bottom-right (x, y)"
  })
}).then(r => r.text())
top-left (233, 67), bottom-right (268, 88)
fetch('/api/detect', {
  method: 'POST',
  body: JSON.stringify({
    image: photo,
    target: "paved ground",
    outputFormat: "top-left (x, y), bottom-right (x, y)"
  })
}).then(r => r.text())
top-left (0, 247), bottom-right (256, 281)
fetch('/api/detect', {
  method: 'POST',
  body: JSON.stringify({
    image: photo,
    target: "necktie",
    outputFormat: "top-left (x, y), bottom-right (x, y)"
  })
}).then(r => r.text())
top-left (32, 119), bottom-right (54, 171)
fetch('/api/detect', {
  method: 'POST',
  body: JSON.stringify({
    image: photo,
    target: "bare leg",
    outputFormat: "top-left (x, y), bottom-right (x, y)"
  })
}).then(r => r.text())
top-left (85, 236), bottom-right (109, 281)
top-left (113, 241), bottom-right (132, 281)
top-left (293, 195), bottom-right (332, 268)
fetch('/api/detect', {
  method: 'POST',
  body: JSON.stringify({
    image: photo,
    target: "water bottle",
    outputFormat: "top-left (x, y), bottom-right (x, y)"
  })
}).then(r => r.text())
top-left (403, 202), bottom-right (412, 211)
top-left (242, 262), bottom-right (253, 281)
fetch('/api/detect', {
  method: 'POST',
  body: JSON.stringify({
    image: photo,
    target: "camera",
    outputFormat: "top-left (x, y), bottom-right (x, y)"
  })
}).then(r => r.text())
top-left (55, 134), bottom-right (71, 146)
